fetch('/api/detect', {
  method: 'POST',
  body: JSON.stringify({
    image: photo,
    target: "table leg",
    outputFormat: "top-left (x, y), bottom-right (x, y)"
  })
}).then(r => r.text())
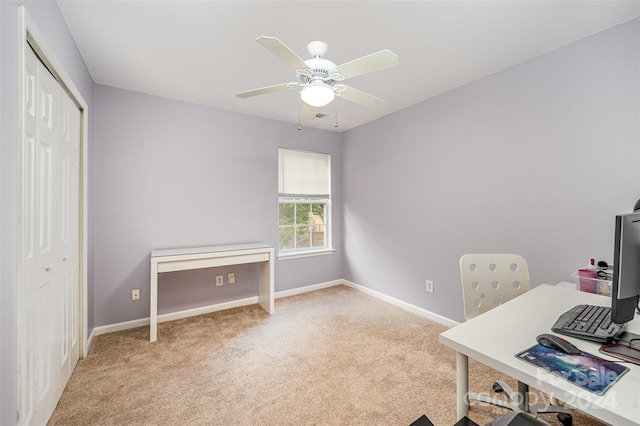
top-left (518, 381), bottom-right (530, 412)
top-left (150, 261), bottom-right (158, 342)
top-left (456, 352), bottom-right (469, 420)
top-left (257, 250), bottom-right (274, 314)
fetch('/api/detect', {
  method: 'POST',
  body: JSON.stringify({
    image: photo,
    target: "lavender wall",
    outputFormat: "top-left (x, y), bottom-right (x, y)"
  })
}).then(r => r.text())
top-left (342, 18), bottom-right (640, 323)
top-left (92, 85), bottom-right (342, 327)
top-left (0, 1), bottom-right (94, 424)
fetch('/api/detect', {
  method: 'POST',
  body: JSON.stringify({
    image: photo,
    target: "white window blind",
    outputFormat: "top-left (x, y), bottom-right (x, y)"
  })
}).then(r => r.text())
top-left (278, 148), bottom-right (330, 198)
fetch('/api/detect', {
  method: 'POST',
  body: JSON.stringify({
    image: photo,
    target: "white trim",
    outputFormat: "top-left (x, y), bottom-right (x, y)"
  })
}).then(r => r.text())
top-left (341, 279), bottom-right (460, 328)
top-left (87, 279), bottom-right (457, 341)
top-left (86, 329), bottom-right (97, 354)
top-left (93, 296), bottom-right (260, 337)
top-left (91, 281), bottom-right (344, 338)
top-left (274, 279), bottom-right (342, 298)
top-left (92, 318), bottom-right (149, 338)
top-left (277, 248), bottom-right (336, 260)
top-left (160, 296), bottom-right (260, 324)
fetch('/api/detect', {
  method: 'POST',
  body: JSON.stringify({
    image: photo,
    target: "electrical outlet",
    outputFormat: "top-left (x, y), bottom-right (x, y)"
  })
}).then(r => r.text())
top-left (131, 288), bottom-right (141, 301)
top-left (228, 272), bottom-right (236, 284)
top-left (216, 275), bottom-right (224, 286)
top-left (426, 280), bottom-right (434, 293)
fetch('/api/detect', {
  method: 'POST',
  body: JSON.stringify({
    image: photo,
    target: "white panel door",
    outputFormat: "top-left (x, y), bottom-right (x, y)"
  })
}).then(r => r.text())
top-left (33, 47), bottom-right (60, 425)
top-left (20, 39), bottom-right (39, 426)
top-left (57, 83), bottom-right (81, 380)
top-left (20, 45), bottom-right (80, 426)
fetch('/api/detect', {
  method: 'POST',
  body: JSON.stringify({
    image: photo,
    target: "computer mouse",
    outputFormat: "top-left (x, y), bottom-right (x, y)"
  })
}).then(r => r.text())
top-left (536, 334), bottom-right (581, 355)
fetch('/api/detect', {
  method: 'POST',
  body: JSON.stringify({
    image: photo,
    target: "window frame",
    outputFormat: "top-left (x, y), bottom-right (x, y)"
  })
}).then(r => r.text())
top-left (277, 148), bottom-right (334, 260)
top-left (278, 197), bottom-right (333, 259)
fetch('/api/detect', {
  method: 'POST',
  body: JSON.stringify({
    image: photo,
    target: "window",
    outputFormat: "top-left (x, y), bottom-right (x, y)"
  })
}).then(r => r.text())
top-left (278, 148), bottom-right (332, 258)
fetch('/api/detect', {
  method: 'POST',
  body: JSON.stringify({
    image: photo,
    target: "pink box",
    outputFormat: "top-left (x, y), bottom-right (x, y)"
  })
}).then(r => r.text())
top-left (577, 269), bottom-right (598, 293)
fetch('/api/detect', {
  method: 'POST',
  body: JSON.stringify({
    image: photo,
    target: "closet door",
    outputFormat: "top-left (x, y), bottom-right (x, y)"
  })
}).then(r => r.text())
top-left (30, 44), bottom-right (61, 426)
top-left (20, 45), bottom-right (80, 426)
top-left (58, 82), bottom-right (81, 380)
top-left (21, 39), bottom-right (40, 426)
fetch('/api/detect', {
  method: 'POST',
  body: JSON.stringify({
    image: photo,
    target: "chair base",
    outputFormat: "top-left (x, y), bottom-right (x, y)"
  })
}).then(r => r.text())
top-left (468, 380), bottom-right (572, 425)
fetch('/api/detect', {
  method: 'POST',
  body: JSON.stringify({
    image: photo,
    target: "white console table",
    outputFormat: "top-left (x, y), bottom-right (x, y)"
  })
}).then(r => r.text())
top-left (150, 243), bottom-right (274, 342)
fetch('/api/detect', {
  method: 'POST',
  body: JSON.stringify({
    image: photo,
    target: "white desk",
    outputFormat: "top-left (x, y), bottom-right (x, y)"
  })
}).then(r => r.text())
top-left (150, 243), bottom-right (274, 342)
top-left (439, 284), bottom-right (640, 426)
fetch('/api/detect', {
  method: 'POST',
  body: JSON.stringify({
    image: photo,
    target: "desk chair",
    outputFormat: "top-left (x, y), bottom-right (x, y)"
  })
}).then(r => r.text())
top-left (459, 254), bottom-right (572, 426)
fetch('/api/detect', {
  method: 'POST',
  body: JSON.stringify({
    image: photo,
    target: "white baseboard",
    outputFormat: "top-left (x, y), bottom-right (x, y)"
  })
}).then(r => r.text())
top-left (341, 280), bottom-right (460, 328)
top-left (88, 279), bottom-right (456, 340)
top-left (86, 328), bottom-right (96, 355)
top-left (91, 296), bottom-right (260, 338)
top-left (92, 316), bottom-right (149, 338)
top-left (90, 281), bottom-right (343, 339)
top-left (275, 279), bottom-right (342, 298)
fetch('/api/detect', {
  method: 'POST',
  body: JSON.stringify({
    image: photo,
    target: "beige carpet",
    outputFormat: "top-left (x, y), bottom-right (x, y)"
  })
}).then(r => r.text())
top-left (48, 285), bottom-right (606, 425)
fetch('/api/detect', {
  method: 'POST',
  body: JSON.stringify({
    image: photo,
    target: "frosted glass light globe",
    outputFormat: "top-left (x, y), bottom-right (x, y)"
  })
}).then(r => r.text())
top-left (301, 81), bottom-right (335, 107)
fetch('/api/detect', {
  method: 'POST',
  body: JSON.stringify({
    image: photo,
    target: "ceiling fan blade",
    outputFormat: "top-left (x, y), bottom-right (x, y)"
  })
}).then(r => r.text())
top-left (335, 49), bottom-right (398, 79)
top-left (337, 85), bottom-right (385, 110)
top-left (256, 36), bottom-right (309, 70)
top-left (236, 82), bottom-right (299, 98)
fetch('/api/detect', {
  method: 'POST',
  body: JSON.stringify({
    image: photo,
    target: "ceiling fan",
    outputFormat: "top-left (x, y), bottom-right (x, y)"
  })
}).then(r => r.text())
top-left (236, 36), bottom-right (398, 110)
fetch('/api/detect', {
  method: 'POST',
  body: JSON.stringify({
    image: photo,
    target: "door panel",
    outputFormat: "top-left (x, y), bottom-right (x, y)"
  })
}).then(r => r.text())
top-left (20, 45), bottom-right (81, 426)
top-left (20, 42), bottom-right (38, 426)
top-left (58, 84), bottom-right (81, 376)
top-left (32, 50), bottom-right (61, 425)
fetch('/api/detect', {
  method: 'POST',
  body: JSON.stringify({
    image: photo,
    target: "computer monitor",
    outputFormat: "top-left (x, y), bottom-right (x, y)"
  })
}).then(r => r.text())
top-left (611, 211), bottom-right (640, 324)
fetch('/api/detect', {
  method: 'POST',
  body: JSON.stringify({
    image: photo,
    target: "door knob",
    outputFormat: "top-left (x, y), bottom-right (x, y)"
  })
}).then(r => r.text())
top-left (62, 255), bottom-right (68, 261)
top-left (45, 265), bottom-right (52, 272)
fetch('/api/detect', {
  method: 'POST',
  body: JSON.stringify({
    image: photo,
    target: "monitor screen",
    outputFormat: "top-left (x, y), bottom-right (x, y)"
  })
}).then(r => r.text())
top-left (611, 211), bottom-right (640, 324)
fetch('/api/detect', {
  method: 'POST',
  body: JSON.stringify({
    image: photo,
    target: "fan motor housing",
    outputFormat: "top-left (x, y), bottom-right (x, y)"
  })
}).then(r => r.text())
top-left (299, 57), bottom-right (337, 86)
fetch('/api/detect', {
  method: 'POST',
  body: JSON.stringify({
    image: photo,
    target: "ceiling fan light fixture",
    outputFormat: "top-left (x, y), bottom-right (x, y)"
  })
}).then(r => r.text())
top-left (301, 81), bottom-right (335, 107)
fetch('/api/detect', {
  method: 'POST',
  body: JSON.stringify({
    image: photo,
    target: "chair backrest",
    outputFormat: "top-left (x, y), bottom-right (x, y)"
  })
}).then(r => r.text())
top-left (459, 253), bottom-right (531, 320)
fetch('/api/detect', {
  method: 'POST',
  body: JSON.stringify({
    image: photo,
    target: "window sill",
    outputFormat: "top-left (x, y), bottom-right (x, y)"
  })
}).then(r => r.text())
top-left (278, 248), bottom-right (336, 261)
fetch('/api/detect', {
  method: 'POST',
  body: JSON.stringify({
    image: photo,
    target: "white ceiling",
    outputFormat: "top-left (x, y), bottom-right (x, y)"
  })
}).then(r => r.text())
top-left (56, 1), bottom-right (640, 132)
